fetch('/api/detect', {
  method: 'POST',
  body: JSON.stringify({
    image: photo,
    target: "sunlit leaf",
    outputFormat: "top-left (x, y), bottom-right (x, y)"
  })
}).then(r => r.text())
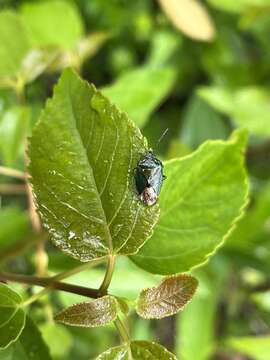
top-left (55, 295), bottom-right (118, 328)
top-left (102, 66), bottom-right (176, 128)
top-left (29, 69), bottom-right (159, 262)
top-left (0, 10), bottom-right (30, 78)
top-left (96, 341), bottom-right (177, 359)
top-left (159, 0), bottom-right (216, 41)
top-left (131, 130), bottom-right (249, 274)
top-left (40, 323), bottom-right (72, 358)
top-left (0, 284), bottom-right (26, 349)
top-left (207, 0), bottom-right (270, 13)
top-left (20, 0), bottom-right (84, 49)
top-left (199, 86), bottom-right (270, 138)
top-left (136, 274), bottom-right (198, 319)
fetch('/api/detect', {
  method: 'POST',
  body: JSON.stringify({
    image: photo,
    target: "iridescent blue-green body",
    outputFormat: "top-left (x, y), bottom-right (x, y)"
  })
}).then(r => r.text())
top-left (135, 151), bottom-right (165, 206)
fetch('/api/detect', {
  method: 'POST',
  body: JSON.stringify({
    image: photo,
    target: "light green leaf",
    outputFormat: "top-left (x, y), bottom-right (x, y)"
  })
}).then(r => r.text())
top-left (207, 0), bottom-right (270, 13)
top-left (29, 69), bottom-right (159, 262)
top-left (131, 129), bottom-right (249, 275)
top-left (136, 274), bottom-right (198, 319)
top-left (0, 207), bottom-right (31, 262)
top-left (0, 10), bottom-right (30, 78)
top-left (96, 341), bottom-right (177, 359)
top-left (55, 295), bottom-right (118, 328)
top-left (40, 323), bottom-right (72, 358)
top-left (198, 86), bottom-right (270, 138)
top-left (159, 0), bottom-right (216, 41)
top-left (0, 284), bottom-right (26, 349)
top-left (181, 96), bottom-right (229, 148)
top-left (20, 0), bottom-right (84, 49)
top-left (225, 336), bottom-right (270, 360)
top-left (0, 316), bottom-right (52, 359)
top-left (102, 66), bottom-right (176, 128)
top-left (0, 106), bottom-right (30, 166)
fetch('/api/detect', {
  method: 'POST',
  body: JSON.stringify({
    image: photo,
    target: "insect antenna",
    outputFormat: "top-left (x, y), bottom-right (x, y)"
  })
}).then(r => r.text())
top-left (154, 128), bottom-right (169, 151)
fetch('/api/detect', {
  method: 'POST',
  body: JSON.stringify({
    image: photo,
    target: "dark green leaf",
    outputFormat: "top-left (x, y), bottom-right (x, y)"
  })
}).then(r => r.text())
top-left (136, 274), bottom-right (198, 319)
top-left (55, 295), bottom-right (118, 327)
top-left (131, 130), bottom-right (249, 274)
top-left (29, 69), bottom-right (159, 262)
top-left (0, 10), bottom-right (30, 78)
top-left (96, 341), bottom-right (177, 359)
top-left (0, 316), bottom-right (52, 359)
top-left (20, 0), bottom-right (84, 49)
top-left (0, 284), bottom-right (25, 349)
top-left (102, 66), bottom-right (176, 128)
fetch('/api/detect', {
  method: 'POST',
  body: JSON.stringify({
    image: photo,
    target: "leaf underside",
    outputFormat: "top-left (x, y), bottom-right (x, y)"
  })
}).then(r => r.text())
top-left (136, 274), bottom-right (198, 319)
top-left (54, 295), bottom-right (118, 328)
top-left (29, 69), bottom-right (160, 262)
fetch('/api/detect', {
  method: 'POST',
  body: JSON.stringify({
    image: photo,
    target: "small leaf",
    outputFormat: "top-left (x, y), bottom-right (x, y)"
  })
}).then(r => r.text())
top-left (136, 274), bottom-right (198, 319)
top-left (29, 69), bottom-right (159, 262)
top-left (159, 0), bottom-right (216, 41)
top-left (0, 10), bottom-right (30, 77)
top-left (96, 341), bottom-right (177, 359)
top-left (102, 66), bottom-right (176, 128)
top-left (131, 129), bottom-right (249, 275)
top-left (0, 284), bottom-right (26, 349)
top-left (55, 295), bottom-right (118, 328)
top-left (20, 0), bottom-right (84, 49)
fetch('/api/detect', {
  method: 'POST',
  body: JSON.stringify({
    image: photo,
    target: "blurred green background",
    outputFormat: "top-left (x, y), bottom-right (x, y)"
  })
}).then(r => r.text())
top-left (0, 0), bottom-right (270, 359)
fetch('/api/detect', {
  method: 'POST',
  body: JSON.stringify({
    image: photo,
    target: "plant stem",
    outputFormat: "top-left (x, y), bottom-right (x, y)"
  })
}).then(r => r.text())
top-left (114, 316), bottom-right (130, 343)
top-left (99, 254), bottom-right (115, 295)
top-left (0, 272), bottom-right (99, 299)
top-left (0, 184), bottom-right (26, 194)
top-left (0, 166), bottom-right (26, 180)
top-left (22, 257), bottom-right (107, 306)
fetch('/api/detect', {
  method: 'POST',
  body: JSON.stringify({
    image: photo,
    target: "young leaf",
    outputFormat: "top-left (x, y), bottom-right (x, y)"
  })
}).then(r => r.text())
top-left (55, 295), bottom-right (118, 328)
top-left (159, 0), bottom-right (216, 42)
top-left (29, 69), bottom-right (159, 262)
top-left (136, 274), bottom-right (198, 319)
top-left (102, 66), bottom-right (176, 128)
top-left (0, 10), bottom-right (30, 78)
top-left (0, 284), bottom-right (26, 349)
top-left (131, 129), bottom-right (249, 275)
top-left (97, 341), bottom-right (177, 359)
top-left (20, 0), bottom-right (84, 49)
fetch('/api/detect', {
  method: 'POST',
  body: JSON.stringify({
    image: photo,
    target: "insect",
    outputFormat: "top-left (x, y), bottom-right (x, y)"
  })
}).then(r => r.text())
top-left (135, 129), bottom-right (168, 206)
top-left (135, 150), bottom-right (165, 206)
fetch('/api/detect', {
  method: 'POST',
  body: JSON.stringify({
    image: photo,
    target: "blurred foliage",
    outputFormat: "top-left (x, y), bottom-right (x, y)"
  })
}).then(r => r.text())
top-left (0, 0), bottom-right (269, 359)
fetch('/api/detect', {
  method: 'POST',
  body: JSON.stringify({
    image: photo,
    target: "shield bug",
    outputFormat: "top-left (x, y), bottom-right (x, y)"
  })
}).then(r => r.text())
top-left (135, 150), bottom-right (165, 206)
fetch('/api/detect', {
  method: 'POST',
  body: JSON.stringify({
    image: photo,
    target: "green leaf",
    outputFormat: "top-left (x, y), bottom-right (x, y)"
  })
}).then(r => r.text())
top-left (20, 0), bottom-right (84, 49)
top-left (0, 316), bottom-right (52, 359)
top-left (29, 69), bottom-right (159, 262)
top-left (181, 96), bottom-right (229, 148)
top-left (198, 86), bottom-right (270, 138)
top-left (0, 284), bottom-right (26, 349)
top-left (136, 274), bottom-right (198, 319)
top-left (40, 323), bottom-right (72, 358)
top-left (225, 336), bottom-right (270, 360)
top-left (0, 10), bottom-right (30, 78)
top-left (207, 0), bottom-right (270, 13)
top-left (102, 66), bottom-right (176, 128)
top-left (0, 207), bottom-right (31, 261)
top-left (55, 295), bottom-right (118, 327)
top-left (96, 341), bottom-right (177, 359)
top-left (0, 106), bottom-right (30, 166)
top-left (131, 129), bottom-right (249, 275)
